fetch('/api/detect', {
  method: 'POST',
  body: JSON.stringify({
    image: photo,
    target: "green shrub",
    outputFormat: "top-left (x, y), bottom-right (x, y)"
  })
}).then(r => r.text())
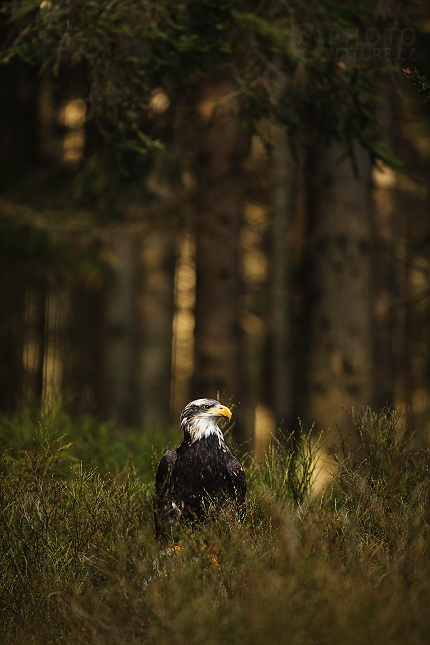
top-left (0, 397), bottom-right (176, 480)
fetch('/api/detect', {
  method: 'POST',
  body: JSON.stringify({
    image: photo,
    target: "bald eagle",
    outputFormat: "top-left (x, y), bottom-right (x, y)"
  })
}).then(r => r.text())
top-left (154, 398), bottom-right (247, 538)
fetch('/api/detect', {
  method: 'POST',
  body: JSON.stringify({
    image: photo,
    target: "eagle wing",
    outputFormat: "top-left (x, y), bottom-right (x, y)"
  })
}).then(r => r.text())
top-left (154, 449), bottom-right (177, 538)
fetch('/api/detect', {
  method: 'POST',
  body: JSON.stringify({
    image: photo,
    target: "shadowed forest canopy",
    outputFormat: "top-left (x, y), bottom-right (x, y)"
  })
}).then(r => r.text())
top-left (0, 0), bottom-right (392, 160)
top-left (0, 0), bottom-right (430, 448)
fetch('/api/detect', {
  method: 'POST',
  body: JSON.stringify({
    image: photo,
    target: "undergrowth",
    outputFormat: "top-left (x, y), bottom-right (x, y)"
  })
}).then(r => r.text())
top-left (0, 402), bottom-right (429, 644)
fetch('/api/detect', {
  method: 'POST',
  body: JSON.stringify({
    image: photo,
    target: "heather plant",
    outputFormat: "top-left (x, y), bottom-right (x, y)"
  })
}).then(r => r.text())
top-left (330, 407), bottom-right (430, 558)
top-left (0, 404), bottom-right (429, 644)
top-left (248, 422), bottom-right (322, 506)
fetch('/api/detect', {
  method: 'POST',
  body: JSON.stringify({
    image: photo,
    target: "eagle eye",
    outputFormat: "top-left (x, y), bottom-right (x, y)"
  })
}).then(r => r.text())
top-left (203, 404), bottom-right (212, 410)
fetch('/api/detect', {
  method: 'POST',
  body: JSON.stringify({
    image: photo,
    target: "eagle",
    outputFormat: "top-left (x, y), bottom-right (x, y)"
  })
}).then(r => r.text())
top-left (154, 398), bottom-right (247, 538)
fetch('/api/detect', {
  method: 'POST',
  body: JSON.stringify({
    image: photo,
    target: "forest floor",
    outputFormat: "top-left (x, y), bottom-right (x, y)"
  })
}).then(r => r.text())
top-left (0, 402), bottom-right (429, 644)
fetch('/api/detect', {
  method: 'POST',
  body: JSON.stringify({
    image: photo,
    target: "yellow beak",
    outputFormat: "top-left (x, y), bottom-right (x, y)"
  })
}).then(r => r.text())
top-left (206, 404), bottom-right (232, 421)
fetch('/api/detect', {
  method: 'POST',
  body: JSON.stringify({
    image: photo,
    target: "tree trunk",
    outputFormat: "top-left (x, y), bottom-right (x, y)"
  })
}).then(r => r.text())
top-left (193, 72), bottom-right (248, 439)
top-left (267, 128), bottom-right (298, 430)
top-left (0, 63), bottom-right (39, 411)
top-left (99, 226), bottom-right (138, 427)
top-left (138, 229), bottom-right (176, 428)
top-left (305, 143), bottom-right (375, 441)
top-left (34, 285), bottom-right (47, 401)
top-left (66, 223), bottom-right (176, 430)
top-left (0, 259), bottom-right (24, 411)
top-left (372, 128), bottom-right (396, 408)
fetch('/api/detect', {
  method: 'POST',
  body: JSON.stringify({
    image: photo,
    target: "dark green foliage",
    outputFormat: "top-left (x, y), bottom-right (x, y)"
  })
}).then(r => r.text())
top-left (0, 0), bottom-right (398, 166)
top-left (1, 404), bottom-right (430, 643)
top-left (1, 0), bottom-right (239, 154)
top-left (0, 398), bottom-right (176, 478)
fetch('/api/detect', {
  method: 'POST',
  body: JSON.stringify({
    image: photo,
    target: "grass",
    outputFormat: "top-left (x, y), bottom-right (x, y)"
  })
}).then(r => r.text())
top-left (0, 402), bottom-right (429, 644)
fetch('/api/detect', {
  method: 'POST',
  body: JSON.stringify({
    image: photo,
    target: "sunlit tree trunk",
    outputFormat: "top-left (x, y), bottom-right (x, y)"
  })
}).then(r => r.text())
top-left (305, 143), bottom-right (375, 441)
top-left (193, 71), bottom-right (248, 439)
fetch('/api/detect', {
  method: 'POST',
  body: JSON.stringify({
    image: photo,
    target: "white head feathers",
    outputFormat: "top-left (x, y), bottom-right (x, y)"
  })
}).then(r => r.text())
top-left (180, 399), bottom-right (232, 444)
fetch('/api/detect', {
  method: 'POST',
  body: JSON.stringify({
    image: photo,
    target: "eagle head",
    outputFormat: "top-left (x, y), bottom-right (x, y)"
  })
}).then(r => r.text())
top-left (180, 398), bottom-right (232, 444)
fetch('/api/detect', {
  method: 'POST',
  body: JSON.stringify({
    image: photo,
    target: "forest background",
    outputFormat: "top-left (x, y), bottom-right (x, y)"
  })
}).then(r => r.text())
top-left (0, 0), bottom-right (430, 449)
top-left (3, 1), bottom-right (430, 644)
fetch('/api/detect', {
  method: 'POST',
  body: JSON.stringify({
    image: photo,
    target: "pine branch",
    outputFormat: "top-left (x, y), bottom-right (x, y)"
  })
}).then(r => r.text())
top-left (403, 67), bottom-right (430, 105)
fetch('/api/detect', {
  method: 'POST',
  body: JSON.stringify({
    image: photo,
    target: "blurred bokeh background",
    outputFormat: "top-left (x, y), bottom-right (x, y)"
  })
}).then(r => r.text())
top-left (1, 0), bottom-right (430, 450)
